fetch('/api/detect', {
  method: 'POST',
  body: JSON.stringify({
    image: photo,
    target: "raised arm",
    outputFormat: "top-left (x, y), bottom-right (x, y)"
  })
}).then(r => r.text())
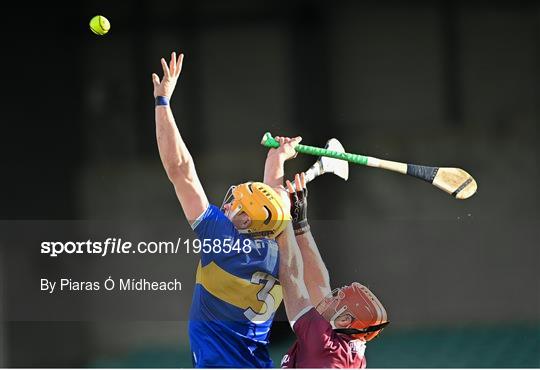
top-left (276, 223), bottom-right (312, 323)
top-left (152, 52), bottom-right (209, 222)
top-left (286, 173), bottom-right (331, 306)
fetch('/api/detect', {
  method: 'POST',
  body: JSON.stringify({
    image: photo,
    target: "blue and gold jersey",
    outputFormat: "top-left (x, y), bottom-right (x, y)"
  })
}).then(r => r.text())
top-left (189, 205), bottom-right (283, 368)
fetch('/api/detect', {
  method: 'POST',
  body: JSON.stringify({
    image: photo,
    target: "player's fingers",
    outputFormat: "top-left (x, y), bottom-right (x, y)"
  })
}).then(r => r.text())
top-left (285, 180), bottom-right (295, 194)
top-left (170, 52), bottom-right (177, 73)
top-left (294, 174), bottom-right (302, 191)
top-left (290, 136), bottom-right (302, 146)
top-left (151, 73), bottom-right (161, 88)
top-left (161, 58), bottom-right (170, 77)
top-left (176, 53), bottom-right (184, 76)
top-left (300, 172), bottom-right (306, 189)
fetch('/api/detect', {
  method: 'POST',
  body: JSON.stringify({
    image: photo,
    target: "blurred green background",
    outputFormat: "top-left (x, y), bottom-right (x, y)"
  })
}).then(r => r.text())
top-left (90, 324), bottom-right (540, 368)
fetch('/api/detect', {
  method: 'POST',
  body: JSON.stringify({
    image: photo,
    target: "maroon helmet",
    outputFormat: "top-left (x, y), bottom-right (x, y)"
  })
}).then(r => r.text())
top-left (316, 282), bottom-right (389, 341)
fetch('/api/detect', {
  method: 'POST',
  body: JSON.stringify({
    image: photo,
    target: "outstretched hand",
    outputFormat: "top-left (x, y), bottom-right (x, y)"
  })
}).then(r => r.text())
top-left (152, 51), bottom-right (184, 99)
top-left (285, 172), bottom-right (307, 194)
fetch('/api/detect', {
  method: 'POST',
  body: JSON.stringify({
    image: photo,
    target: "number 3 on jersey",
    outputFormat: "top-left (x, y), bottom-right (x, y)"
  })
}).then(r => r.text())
top-left (244, 272), bottom-right (277, 323)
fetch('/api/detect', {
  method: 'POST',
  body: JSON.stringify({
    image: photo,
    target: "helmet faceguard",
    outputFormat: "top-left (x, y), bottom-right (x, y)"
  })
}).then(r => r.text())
top-left (220, 185), bottom-right (237, 213)
top-left (316, 282), bottom-right (389, 341)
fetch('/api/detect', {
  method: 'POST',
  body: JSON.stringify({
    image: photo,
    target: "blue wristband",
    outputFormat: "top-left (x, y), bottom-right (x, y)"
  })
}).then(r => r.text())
top-left (155, 96), bottom-right (169, 106)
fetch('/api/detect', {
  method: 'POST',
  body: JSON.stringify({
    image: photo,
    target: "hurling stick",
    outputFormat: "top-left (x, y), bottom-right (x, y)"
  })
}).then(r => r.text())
top-left (261, 132), bottom-right (477, 200)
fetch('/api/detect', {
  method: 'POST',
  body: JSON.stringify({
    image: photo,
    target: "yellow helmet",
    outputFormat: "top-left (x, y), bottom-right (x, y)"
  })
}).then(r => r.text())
top-left (227, 182), bottom-right (290, 239)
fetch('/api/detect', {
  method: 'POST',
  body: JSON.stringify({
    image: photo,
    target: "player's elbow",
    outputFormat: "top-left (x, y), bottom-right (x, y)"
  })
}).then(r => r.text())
top-left (321, 271), bottom-right (331, 290)
top-left (164, 157), bottom-right (195, 183)
top-left (282, 275), bottom-right (311, 303)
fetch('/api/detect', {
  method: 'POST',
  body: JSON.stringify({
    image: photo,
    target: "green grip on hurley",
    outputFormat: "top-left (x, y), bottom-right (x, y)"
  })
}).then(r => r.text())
top-left (260, 132), bottom-right (369, 166)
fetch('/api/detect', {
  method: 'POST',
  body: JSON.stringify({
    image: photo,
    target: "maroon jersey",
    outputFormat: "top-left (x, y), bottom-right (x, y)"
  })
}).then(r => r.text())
top-left (281, 307), bottom-right (367, 368)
